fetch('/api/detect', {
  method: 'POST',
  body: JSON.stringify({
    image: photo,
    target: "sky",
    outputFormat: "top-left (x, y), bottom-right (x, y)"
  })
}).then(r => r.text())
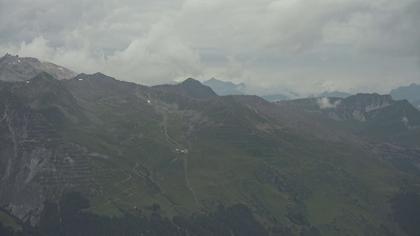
top-left (0, 0), bottom-right (419, 95)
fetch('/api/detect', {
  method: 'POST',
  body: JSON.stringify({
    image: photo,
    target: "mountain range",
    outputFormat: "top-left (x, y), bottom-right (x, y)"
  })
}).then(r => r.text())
top-left (1, 55), bottom-right (420, 236)
top-left (202, 78), bottom-right (352, 102)
top-left (391, 84), bottom-right (420, 110)
top-left (202, 78), bottom-right (246, 96)
top-left (318, 91), bottom-right (352, 98)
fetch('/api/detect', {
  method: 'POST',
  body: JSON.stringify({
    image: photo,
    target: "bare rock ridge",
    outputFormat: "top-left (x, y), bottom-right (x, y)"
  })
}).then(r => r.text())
top-left (279, 93), bottom-right (420, 146)
top-left (0, 54), bottom-right (76, 82)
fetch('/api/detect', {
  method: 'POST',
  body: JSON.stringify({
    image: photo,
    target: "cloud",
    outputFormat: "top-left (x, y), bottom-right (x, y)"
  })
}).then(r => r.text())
top-left (0, 36), bottom-right (104, 74)
top-left (0, 0), bottom-right (419, 92)
top-left (104, 16), bottom-right (203, 84)
top-left (317, 97), bottom-right (341, 109)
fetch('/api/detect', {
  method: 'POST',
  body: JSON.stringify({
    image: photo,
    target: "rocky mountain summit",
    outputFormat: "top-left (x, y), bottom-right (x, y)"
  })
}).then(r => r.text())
top-left (0, 54), bottom-right (76, 82)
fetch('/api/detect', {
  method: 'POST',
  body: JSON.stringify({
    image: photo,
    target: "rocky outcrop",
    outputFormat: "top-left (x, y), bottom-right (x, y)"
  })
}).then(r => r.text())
top-left (0, 78), bottom-right (92, 225)
top-left (0, 54), bottom-right (76, 82)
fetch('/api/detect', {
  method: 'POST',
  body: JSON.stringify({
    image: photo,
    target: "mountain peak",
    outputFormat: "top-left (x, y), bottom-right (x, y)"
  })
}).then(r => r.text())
top-left (1, 53), bottom-right (17, 60)
top-left (0, 54), bottom-right (76, 82)
top-left (75, 72), bottom-right (115, 81)
top-left (153, 78), bottom-right (217, 99)
top-left (178, 78), bottom-right (217, 99)
top-left (181, 77), bottom-right (201, 85)
top-left (93, 72), bottom-right (112, 78)
top-left (0, 53), bottom-right (42, 65)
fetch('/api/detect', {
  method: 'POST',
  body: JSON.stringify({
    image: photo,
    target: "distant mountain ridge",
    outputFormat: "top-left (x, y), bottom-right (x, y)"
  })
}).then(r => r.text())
top-left (203, 78), bottom-right (245, 95)
top-left (391, 83), bottom-right (420, 110)
top-left (261, 94), bottom-right (290, 102)
top-left (202, 78), bottom-right (293, 102)
top-left (281, 93), bottom-right (420, 147)
top-left (0, 53), bottom-right (76, 82)
top-left (318, 91), bottom-right (352, 98)
top-left (202, 78), bottom-right (355, 102)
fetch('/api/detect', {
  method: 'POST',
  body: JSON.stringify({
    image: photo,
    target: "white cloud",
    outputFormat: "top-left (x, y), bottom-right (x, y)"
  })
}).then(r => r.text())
top-left (104, 17), bottom-right (203, 84)
top-left (317, 97), bottom-right (341, 109)
top-left (0, 0), bottom-right (419, 93)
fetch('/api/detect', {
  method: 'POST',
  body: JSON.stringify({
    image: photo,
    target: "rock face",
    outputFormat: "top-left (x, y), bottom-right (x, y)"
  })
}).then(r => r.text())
top-left (0, 73), bottom-right (88, 225)
top-left (280, 93), bottom-right (420, 147)
top-left (0, 54), bottom-right (76, 82)
top-left (1, 70), bottom-right (420, 236)
top-left (326, 94), bottom-right (394, 121)
top-left (391, 83), bottom-right (420, 110)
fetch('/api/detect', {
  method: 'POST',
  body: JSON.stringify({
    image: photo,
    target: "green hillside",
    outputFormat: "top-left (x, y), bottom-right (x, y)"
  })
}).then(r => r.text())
top-left (0, 73), bottom-right (420, 235)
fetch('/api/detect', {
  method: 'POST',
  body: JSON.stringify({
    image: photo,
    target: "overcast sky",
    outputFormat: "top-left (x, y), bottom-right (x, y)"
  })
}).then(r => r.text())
top-left (0, 0), bottom-right (419, 95)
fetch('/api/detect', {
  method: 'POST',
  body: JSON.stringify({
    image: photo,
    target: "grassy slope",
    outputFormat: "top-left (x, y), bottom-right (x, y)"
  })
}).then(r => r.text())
top-left (4, 76), bottom-right (419, 235)
top-left (62, 88), bottom-right (411, 235)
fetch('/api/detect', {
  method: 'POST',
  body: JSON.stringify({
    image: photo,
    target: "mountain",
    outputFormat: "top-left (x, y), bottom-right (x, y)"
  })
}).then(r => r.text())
top-left (262, 91), bottom-right (351, 103)
top-left (262, 94), bottom-right (290, 102)
top-left (281, 93), bottom-right (420, 147)
top-left (0, 54), bottom-right (76, 82)
top-left (391, 83), bottom-right (420, 110)
top-left (1, 70), bottom-right (420, 235)
top-left (318, 91), bottom-right (351, 98)
top-left (153, 78), bottom-right (217, 99)
top-left (202, 78), bottom-right (294, 102)
top-left (202, 78), bottom-right (246, 95)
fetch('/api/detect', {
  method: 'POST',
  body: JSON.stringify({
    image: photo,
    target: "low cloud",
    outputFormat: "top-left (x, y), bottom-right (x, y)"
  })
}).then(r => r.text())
top-left (317, 97), bottom-right (341, 109)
